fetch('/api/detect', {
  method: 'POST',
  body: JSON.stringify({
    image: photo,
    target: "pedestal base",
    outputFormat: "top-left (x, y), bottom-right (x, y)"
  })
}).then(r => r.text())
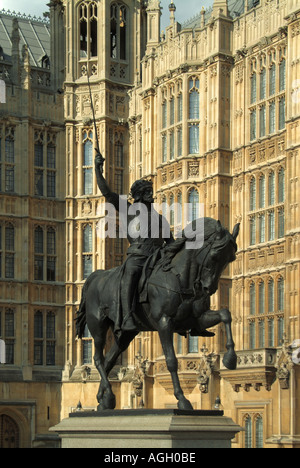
top-left (50, 409), bottom-right (242, 449)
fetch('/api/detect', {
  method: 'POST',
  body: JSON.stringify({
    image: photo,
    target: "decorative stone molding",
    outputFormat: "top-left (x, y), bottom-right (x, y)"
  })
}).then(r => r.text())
top-left (220, 348), bottom-right (277, 392)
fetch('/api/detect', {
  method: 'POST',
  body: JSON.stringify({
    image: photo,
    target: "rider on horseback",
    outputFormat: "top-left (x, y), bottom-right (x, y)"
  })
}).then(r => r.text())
top-left (95, 152), bottom-right (174, 335)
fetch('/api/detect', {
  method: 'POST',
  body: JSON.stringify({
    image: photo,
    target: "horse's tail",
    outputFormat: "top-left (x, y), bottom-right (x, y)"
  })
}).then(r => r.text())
top-left (75, 280), bottom-right (89, 339)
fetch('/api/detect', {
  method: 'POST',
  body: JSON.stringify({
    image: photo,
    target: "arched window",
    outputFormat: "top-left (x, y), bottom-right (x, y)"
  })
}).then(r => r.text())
top-left (5, 224), bottom-right (15, 279)
top-left (110, 3), bottom-right (127, 61)
top-left (268, 171), bottom-right (275, 205)
top-left (259, 281), bottom-right (265, 315)
top-left (34, 227), bottom-right (44, 280)
top-left (83, 225), bottom-right (93, 279)
top-left (47, 228), bottom-right (56, 282)
top-left (277, 277), bottom-right (284, 311)
top-left (188, 189), bottom-right (199, 222)
top-left (255, 415), bottom-right (263, 448)
top-left (259, 175), bottom-right (265, 208)
top-left (189, 83), bottom-right (199, 119)
top-left (279, 59), bottom-right (286, 91)
top-left (269, 63), bottom-right (276, 95)
top-left (251, 73), bottom-right (257, 104)
top-left (250, 177), bottom-right (256, 211)
top-left (278, 168), bottom-right (285, 203)
top-left (245, 415), bottom-right (252, 448)
top-left (79, 1), bottom-right (98, 59)
top-left (83, 131), bottom-right (93, 195)
top-left (268, 279), bottom-right (274, 313)
top-left (260, 68), bottom-right (266, 100)
top-left (250, 282), bottom-right (256, 316)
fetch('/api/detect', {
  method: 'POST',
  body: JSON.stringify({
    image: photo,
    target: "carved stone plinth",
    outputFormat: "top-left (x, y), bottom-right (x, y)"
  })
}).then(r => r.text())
top-left (50, 409), bottom-right (242, 449)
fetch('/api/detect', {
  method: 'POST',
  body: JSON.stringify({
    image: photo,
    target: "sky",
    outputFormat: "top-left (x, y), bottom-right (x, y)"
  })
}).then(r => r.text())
top-left (0, 0), bottom-right (213, 28)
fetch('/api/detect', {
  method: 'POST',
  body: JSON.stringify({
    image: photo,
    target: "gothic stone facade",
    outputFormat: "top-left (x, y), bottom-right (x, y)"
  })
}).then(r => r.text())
top-left (1, 0), bottom-right (300, 449)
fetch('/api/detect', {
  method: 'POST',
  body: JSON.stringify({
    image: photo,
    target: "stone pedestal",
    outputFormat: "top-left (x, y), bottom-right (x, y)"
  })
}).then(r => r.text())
top-left (50, 409), bottom-right (242, 449)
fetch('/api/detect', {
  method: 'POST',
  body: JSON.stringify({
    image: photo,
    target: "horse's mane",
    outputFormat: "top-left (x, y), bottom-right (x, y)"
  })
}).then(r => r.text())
top-left (165, 217), bottom-right (221, 254)
top-left (158, 218), bottom-right (228, 271)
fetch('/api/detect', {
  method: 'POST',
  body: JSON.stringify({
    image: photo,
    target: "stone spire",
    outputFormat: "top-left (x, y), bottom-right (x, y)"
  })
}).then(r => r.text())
top-left (212, 0), bottom-right (229, 17)
top-left (169, 0), bottom-right (176, 25)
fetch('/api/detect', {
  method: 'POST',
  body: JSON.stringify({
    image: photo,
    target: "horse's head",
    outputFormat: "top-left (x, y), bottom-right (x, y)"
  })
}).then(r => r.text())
top-left (197, 221), bottom-right (240, 296)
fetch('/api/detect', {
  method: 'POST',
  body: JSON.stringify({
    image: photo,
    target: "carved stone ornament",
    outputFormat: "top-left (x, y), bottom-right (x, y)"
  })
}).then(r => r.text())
top-left (197, 345), bottom-right (218, 394)
top-left (275, 337), bottom-right (295, 390)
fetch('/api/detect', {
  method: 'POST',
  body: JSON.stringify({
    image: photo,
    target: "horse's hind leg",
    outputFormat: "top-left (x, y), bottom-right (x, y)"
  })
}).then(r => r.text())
top-left (93, 319), bottom-right (116, 411)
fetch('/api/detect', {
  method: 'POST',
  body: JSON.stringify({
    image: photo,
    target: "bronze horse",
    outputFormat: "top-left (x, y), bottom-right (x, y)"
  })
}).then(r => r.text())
top-left (76, 217), bottom-right (240, 411)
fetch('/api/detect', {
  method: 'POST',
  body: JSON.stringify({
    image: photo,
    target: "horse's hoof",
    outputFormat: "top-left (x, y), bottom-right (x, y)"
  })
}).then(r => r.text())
top-left (223, 350), bottom-right (237, 370)
top-left (178, 398), bottom-right (193, 411)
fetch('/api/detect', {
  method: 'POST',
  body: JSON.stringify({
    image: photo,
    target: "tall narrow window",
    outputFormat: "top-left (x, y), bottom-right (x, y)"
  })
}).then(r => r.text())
top-left (177, 94), bottom-right (183, 121)
top-left (162, 101), bottom-right (167, 128)
top-left (260, 69), bottom-right (266, 100)
top-left (189, 87), bottom-right (199, 119)
top-left (5, 224), bottom-right (14, 279)
top-left (188, 189), bottom-right (199, 223)
top-left (268, 279), bottom-right (274, 313)
top-left (250, 283), bottom-right (256, 316)
top-left (250, 109), bottom-right (257, 141)
top-left (5, 135), bottom-right (14, 193)
top-left (278, 278), bottom-right (284, 311)
top-left (279, 97), bottom-right (285, 130)
top-left (259, 320), bottom-right (265, 348)
top-left (250, 177), bottom-right (256, 211)
top-left (46, 312), bottom-right (56, 365)
top-left (269, 101), bottom-right (275, 134)
top-left (79, 1), bottom-right (98, 59)
top-left (170, 97), bottom-right (175, 125)
top-left (250, 217), bottom-right (256, 246)
top-left (47, 228), bottom-right (56, 282)
top-left (83, 132), bottom-right (93, 195)
top-left (259, 213), bottom-right (265, 243)
top-left (162, 134), bottom-right (167, 163)
top-left (245, 416), bottom-right (252, 448)
top-left (82, 324), bottom-right (93, 364)
top-left (255, 416), bottom-right (263, 448)
top-left (259, 175), bottom-right (265, 208)
top-left (249, 321), bottom-right (256, 350)
top-left (47, 144), bottom-right (56, 198)
top-left (268, 210), bottom-right (275, 241)
top-left (189, 125), bottom-right (199, 154)
top-left (278, 168), bottom-right (285, 203)
top-left (268, 318), bottom-right (274, 347)
top-left (269, 64), bottom-right (276, 96)
top-left (177, 127), bottom-right (182, 157)
top-left (34, 136), bottom-right (44, 196)
top-left (4, 309), bottom-right (15, 364)
top-left (278, 316), bottom-right (284, 346)
top-left (259, 105), bottom-right (266, 137)
top-left (34, 311), bottom-right (43, 365)
top-left (278, 208), bottom-right (285, 238)
top-left (115, 141), bottom-right (124, 194)
top-left (259, 281), bottom-right (265, 315)
top-left (110, 3), bottom-right (127, 61)
top-left (34, 226), bottom-right (44, 280)
top-left (83, 225), bottom-right (93, 279)
top-left (268, 171), bottom-right (275, 205)
top-left (251, 74), bottom-right (257, 104)
top-left (279, 59), bottom-right (286, 92)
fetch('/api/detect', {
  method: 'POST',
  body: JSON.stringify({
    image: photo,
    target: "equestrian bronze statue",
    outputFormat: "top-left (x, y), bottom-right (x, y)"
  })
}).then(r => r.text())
top-left (76, 153), bottom-right (240, 411)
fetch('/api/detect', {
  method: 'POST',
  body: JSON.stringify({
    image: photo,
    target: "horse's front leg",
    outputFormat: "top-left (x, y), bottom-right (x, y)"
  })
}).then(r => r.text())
top-left (157, 316), bottom-right (193, 411)
top-left (197, 308), bottom-right (237, 370)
